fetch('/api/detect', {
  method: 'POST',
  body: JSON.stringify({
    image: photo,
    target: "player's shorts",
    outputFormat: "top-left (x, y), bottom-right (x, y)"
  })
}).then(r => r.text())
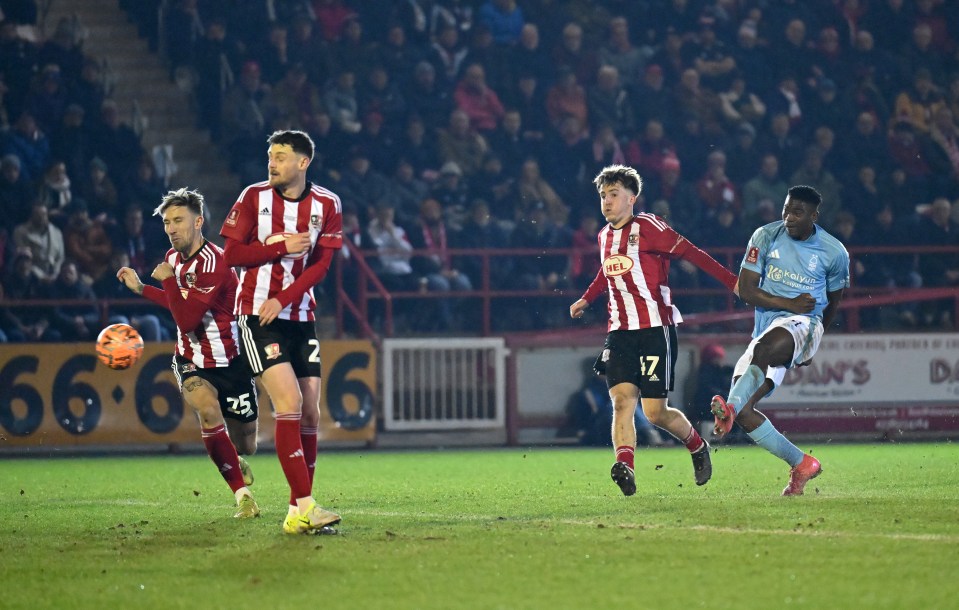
top-left (172, 354), bottom-right (258, 423)
top-left (236, 315), bottom-right (322, 378)
top-left (733, 314), bottom-right (824, 388)
top-left (593, 326), bottom-right (678, 398)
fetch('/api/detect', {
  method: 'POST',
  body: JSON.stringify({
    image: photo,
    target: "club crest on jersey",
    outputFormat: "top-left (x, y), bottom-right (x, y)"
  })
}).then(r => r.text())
top-left (225, 209), bottom-right (239, 226)
top-left (310, 214), bottom-right (320, 227)
top-left (628, 234), bottom-right (638, 245)
top-left (265, 343), bottom-right (282, 360)
top-left (746, 247), bottom-right (759, 264)
top-left (185, 272), bottom-right (197, 287)
top-left (603, 254), bottom-right (633, 277)
top-left (180, 362), bottom-right (197, 374)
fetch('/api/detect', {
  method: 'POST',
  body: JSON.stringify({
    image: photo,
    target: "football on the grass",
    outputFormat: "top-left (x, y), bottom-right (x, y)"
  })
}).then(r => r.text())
top-left (96, 323), bottom-right (144, 370)
top-left (264, 232), bottom-right (308, 259)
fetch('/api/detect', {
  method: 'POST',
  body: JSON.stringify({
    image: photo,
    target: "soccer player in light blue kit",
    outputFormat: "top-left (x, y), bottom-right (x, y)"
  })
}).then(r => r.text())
top-left (710, 185), bottom-right (849, 495)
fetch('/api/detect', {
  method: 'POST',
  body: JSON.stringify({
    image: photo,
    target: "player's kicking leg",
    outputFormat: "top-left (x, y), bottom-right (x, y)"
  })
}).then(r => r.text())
top-left (641, 398), bottom-right (712, 486)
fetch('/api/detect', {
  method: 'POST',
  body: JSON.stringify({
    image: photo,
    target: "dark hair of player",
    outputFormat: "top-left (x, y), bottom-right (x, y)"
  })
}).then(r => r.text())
top-left (267, 129), bottom-right (315, 161)
top-left (153, 187), bottom-right (206, 218)
top-left (593, 164), bottom-right (643, 196)
top-left (787, 185), bottom-right (823, 208)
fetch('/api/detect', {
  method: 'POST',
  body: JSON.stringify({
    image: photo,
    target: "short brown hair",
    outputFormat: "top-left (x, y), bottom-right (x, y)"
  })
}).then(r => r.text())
top-left (593, 164), bottom-right (643, 195)
top-left (153, 187), bottom-right (205, 218)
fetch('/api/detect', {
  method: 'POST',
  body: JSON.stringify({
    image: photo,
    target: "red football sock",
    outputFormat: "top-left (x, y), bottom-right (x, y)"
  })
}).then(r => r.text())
top-left (682, 425), bottom-right (706, 453)
top-left (615, 445), bottom-right (635, 470)
top-left (275, 415), bottom-right (312, 500)
top-left (289, 425), bottom-right (318, 506)
top-left (201, 424), bottom-right (245, 493)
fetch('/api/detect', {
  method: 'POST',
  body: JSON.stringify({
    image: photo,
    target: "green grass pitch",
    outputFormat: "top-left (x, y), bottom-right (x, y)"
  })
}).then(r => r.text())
top-left (2, 443), bottom-right (957, 609)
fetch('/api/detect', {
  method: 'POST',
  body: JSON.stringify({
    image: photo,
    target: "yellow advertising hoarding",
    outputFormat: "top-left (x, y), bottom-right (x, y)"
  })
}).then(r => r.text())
top-left (0, 341), bottom-right (376, 449)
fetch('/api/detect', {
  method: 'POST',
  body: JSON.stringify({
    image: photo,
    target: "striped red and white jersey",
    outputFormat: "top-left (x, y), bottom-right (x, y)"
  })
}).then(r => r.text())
top-left (165, 241), bottom-right (240, 367)
top-left (596, 213), bottom-right (684, 330)
top-left (220, 181), bottom-right (343, 322)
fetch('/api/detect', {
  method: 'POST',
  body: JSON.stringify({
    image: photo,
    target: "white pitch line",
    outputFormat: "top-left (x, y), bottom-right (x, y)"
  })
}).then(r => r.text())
top-left (345, 508), bottom-right (959, 543)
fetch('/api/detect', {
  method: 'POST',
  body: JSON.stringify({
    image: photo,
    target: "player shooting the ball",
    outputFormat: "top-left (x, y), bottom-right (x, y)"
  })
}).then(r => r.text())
top-left (117, 188), bottom-right (262, 519)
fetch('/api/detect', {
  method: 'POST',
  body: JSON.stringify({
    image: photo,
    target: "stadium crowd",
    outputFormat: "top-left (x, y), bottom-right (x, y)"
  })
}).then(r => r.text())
top-left (2, 0), bottom-right (959, 339)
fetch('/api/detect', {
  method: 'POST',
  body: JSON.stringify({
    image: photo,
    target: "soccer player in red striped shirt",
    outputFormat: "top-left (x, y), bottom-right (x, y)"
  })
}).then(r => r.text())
top-left (117, 188), bottom-right (261, 518)
top-left (569, 164), bottom-right (739, 496)
top-left (219, 130), bottom-right (343, 534)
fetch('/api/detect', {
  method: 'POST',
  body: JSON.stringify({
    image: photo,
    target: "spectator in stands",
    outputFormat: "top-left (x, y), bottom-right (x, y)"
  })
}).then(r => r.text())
top-left (568, 213), bottom-right (599, 289)
top-left (545, 65), bottom-right (588, 130)
top-left (13, 199), bottom-right (64, 283)
top-left (887, 120), bottom-right (934, 200)
top-left (264, 63), bottom-right (323, 133)
top-left (391, 114), bottom-right (440, 180)
top-left (642, 155), bottom-right (701, 239)
top-left (453, 62), bottom-right (505, 133)
top-left (847, 30), bottom-right (899, 101)
top-left (62, 198), bottom-right (111, 284)
top-left (926, 106), bottom-right (959, 195)
top-left (26, 64), bottom-right (68, 135)
top-left (0, 19), bottom-right (38, 117)
top-left (221, 61), bottom-right (270, 179)
top-left (731, 19), bottom-right (773, 94)
top-left (789, 146), bottom-right (844, 230)
top-left (507, 23), bottom-right (550, 88)
top-left (717, 74), bottom-right (766, 132)
top-left (587, 123), bottom-right (626, 182)
top-left (509, 199), bottom-right (570, 329)
top-left (255, 22), bottom-right (292, 85)
top-left (502, 69), bottom-right (548, 137)
top-left (405, 62), bottom-right (453, 134)
top-left (629, 63), bottom-right (671, 131)
top-left (427, 22), bottom-right (468, 89)
top-left (80, 156), bottom-right (119, 218)
top-left (598, 16), bottom-right (644, 89)
top-left (407, 197), bottom-right (473, 331)
top-left (4, 111), bottom-right (50, 184)
top-left (436, 108), bottom-right (488, 177)
top-left (91, 99), bottom-right (142, 191)
top-left (486, 108), bottom-right (535, 178)
top-left (336, 146), bottom-right (391, 221)
top-left (893, 68), bottom-right (945, 135)
top-left (334, 15), bottom-right (379, 80)
top-left (690, 21), bottom-right (737, 92)
top-left (769, 19), bottom-right (815, 86)
top-left (314, 0), bottom-right (357, 42)
top-left (842, 165), bottom-right (882, 222)
top-left (124, 155), bottom-right (167, 211)
top-left (467, 153), bottom-right (514, 222)
top-left (163, 0), bottom-right (204, 80)
top-left (431, 161), bottom-right (470, 229)
top-left (358, 64), bottom-right (407, 128)
top-left (388, 157), bottom-right (430, 228)
top-left (323, 67), bottom-right (361, 135)
top-left (35, 158), bottom-right (73, 220)
top-left (454, 197), bottom-right (513, 290)
top-left (192, 18), bottom-right (239, 141)
top-left (916, 197), bottom-right (959, 327)
top-left (516, 156), bottom-right (567, 226)
top-left (0, 153), bottom-right (34, 226)
top-left (50, 102), bottom-right (92, 188)
top-left (899, 22), bottom-right (946, 79)
top-left (724, 122), bottom-right (762, 186)
top-left (837, 111), bottom-right (890, 180)
top-left (673, 67), bottom-right (725, 138)
top-left (806, 78), bottom-right (845, 136)
top-left (0, 248), bottom-right (61, 342)
top-left (757, 112), bottom-right (804, 177)
top-left (478, 0), bottom-right (524, 47)
top-left (47, 259), bottom-right (100, 341)
top-left (587, 65), bottom-right (633, 136)
top-left (696, 150), bottom-right (740, 223)
top-left (551, 22), bottom-right (598, 87)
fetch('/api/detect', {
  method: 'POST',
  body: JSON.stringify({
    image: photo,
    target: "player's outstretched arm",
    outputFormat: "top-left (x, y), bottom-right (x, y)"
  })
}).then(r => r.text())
top-left (117, 267), bottom-right (144, 295)
top-left (821, 288), bottom-right (845, 330)
top-left (222, 237), bottom-right (290, 268)
top-left (570, 298), bottom-right (589, 318)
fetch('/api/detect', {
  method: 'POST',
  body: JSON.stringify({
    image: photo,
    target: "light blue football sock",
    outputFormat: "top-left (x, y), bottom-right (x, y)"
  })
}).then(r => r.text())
top-left (727, 364), bottom-right (765, 415)
top-left (747, 419), bottom-right (804, 467)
